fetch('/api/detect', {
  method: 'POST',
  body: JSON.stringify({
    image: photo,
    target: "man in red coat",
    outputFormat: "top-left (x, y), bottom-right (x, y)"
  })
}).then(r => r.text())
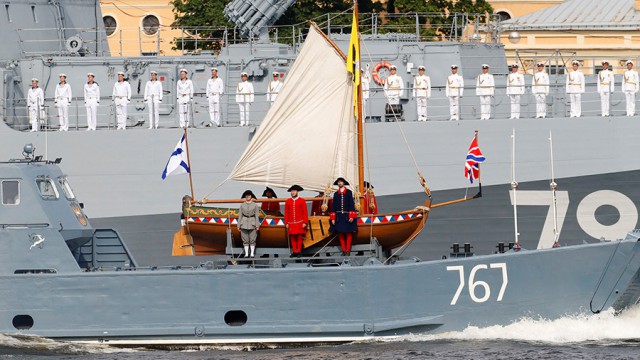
top-left (261, 187), bottom-right (281, 216)
top-left (284, 184), bottom-right (308, 257)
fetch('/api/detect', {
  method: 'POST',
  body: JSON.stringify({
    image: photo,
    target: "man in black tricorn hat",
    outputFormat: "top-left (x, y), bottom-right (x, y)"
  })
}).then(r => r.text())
top-left (330, 177), bottom-right (357, 256)
top-left (237, 190), bottom-right (260, 258)
top-left (261, 187), bottom-right (280, 216)
top-left (285, 185), bottom-right (307, 257)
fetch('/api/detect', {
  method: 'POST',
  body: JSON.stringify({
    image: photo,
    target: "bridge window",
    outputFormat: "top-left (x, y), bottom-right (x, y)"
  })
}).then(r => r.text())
top-left (35, 177), bottom-right (58, 200)
top-left (142, 15), bottom-right (159, 36)
top-left (1, 180), bottom-right (19, 205)
top-left (58, 177), bottom-right (76, 200)
top-left (103, 15), bottom-right (117, 37)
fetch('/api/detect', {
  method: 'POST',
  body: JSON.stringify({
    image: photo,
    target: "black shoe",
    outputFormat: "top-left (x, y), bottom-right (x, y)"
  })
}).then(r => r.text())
top-left (346, 251), bottom-right (351, 256)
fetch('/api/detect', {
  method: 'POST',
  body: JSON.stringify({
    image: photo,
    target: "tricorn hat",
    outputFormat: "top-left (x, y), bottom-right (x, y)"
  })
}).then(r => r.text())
top-left (288, 184), bottom-right (303, 192)
top-left (364, 181), bottom-right (374, 189)
top-left (262, 187), bottom-right (277, 197)
top-left (241, 190), bottom-right (257, 199)
top-left (333, 177), bottom-right (350, 186)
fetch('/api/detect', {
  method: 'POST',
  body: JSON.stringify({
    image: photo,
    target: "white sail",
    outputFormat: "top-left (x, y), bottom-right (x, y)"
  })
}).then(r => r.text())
top-left (228, 25), bottom-right (358, 192)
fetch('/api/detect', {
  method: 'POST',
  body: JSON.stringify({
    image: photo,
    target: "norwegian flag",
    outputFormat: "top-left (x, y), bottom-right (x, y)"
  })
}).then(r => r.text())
top-left (465, 136), bottom-right (485, 183)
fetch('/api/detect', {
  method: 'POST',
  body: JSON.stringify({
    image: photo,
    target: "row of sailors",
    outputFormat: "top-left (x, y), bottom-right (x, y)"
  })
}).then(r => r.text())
top-left (379, 60), bottom-right (640, 121)
top-left (26, 68), bottom-right (283, 132)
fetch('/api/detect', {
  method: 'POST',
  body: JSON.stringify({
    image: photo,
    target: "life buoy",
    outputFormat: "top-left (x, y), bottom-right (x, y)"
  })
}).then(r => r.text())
top-left (372, 61), bottom-right (392, 85)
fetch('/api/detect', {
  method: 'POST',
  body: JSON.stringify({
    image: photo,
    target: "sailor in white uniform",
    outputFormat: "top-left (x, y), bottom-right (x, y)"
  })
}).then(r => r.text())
top-left (623, 60), bottom-right (639, 116)
top-left (206, 67), bottom-right (224, 127)
top-left (266, 72), bottom-right (283, 106)
top-left (566, 60), bottom-right (585, 118)
top-left (412, 65), bottom-right (431, 121)
top-left (532, 62), bottom-right (550, 118)
top-left (112, 71), bottom-right (131, 129)
top-left (144, 70), bottom-right (163, 129)
top-left (361, 68), bottom-right (370, 119)
top-left (27, 78), bottom-right (44, 132)
top-left (236, 72), bottom-right (254, 126)
top-left (506, 63), bottom-right (525, 119)
top-left (176, 68), bottom-right (194, 128)
top-left (597, 61), bottom-right (614, 117)
top-left (446, 65), bottom-right (464, 121)
top-left (384, 65), bottom-right (404, 107)
top-left (475, 64), bottom-right (494, 120)
top-left (54, 73), bottom-right (72, 131)
top-left (84, 73), bottom-right (100, 131)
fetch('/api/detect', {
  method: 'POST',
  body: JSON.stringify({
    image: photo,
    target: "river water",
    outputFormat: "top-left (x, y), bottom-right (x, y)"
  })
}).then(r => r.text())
top-left (1, 305), bottom-right (639, 359)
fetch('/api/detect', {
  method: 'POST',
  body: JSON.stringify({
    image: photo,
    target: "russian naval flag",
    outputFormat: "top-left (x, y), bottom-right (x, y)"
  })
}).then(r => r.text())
top-left (465, 136), bottom-right (485, 184)
top-left (162, 134), bottom-right (190, 179)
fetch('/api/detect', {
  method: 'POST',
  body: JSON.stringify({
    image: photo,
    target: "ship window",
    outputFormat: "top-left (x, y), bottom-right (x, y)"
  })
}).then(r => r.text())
top-left (58, 177), bottom-right (76, 200)
top-left (12, 315), bottom-right (33, 330)
top-left (142, 15), bottom-right (159, 36)
top-left (224, 310), bottom-right (247, 326)
top-left (36, 177), bottom-right (59, 200)
top-left (1, 180), bottom-right (19, 205)
top-left (103, 15), bottom-right (117, 37)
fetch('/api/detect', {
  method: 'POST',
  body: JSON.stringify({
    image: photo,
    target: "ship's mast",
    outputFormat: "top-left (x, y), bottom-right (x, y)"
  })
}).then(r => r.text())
top-left (354, 1), bottom-right (365, 211)
top-left (549, 131), bottom-right (559, 247)
top-left (511, 129), bottom-right (520, 249)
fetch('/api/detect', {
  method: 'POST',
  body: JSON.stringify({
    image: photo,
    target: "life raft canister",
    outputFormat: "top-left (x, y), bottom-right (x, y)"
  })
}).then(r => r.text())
top-left (372, 61), bottom-right (392, 85)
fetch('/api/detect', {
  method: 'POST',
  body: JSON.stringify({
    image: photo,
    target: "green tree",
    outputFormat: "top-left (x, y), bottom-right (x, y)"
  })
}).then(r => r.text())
top-left (170, 0), bottom-right (232, 51)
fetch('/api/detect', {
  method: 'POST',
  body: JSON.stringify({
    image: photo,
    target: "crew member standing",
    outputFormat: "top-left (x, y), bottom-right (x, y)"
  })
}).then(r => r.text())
top-left (237, 190), bottom-right (260, 258)
top-left (144, 70), bottom-right (163, 129)
top-left (412, 65), bottom-right (431, 121)
top-left (284, 185), bottom-right (307, 258)
top-left (266, 72), bottom-right (282, 106)
top-left (330, 177), bottom-right (357, 256)
top-left (475, 64), bottom-right (494, 120)
top-left (446, 65), bottom-right (464, 121)
top-left (623, 60), bottom-right (639, 116)
top-left (597, 61), bottom-right (614, 117)
top-left (566, 60), bottom-right (585, 118)
top-left (27, 78), bottom-right (44, 132)
top-left (55, 73), bottom-right (72, 131)
top-left (532, 62), bottom-right (550, 118)
top-left (236, 72), bottom-right (254, 126)
top-left (361, 68), bottom-right (370, 119)
top-left (112, 71), bottom-right (131, 130)
top-left (261, 187), bottom-right (281, 216)
top-left (206, 67), bottom-right (224, 127)
top-left (176, 68), bottom-right (194, 128)
top-left (384, 65), bottom-right (404, 118)
top-left (84, 73), bottom-right (100, 131)
top-left (507, 63), bottom-right (525, 119)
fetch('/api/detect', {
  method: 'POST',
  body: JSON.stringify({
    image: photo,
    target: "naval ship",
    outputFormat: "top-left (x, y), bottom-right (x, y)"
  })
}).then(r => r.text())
top-left (0, 0), bottom-right (639, 266)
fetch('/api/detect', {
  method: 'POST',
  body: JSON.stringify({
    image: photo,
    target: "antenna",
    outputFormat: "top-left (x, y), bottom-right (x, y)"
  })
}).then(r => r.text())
top-left (549, 131), bottom-right (559, 248)
top-left (511, 129), bottom-right (520, 250)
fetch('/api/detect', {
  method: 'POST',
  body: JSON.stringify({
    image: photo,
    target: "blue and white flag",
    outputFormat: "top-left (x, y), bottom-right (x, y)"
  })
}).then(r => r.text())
top-left (162, 134), bottom-right (190, 179)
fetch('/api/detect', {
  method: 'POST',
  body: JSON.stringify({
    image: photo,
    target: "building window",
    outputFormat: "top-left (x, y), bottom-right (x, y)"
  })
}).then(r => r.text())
top-left (496, 11), bottom-right (511, 22)
top-left (103, 15), bottom-right (117, 37)
top-left (2, 180), bottom-right (19, 205)
top-left (142, 15), bottom-right (160, 36)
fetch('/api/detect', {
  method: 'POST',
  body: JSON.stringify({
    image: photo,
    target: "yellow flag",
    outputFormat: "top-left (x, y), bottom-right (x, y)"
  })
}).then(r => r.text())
top-left (346, 10), bottom-right (360, 114)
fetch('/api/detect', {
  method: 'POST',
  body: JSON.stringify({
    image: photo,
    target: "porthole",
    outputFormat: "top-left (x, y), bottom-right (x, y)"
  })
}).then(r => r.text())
top-left (142, 15), bottom-right (159, 36)
top-left (224, 310), bottom-right (247, 326)
top-left (103, 15), bottom-right (117, 37)
top-left (12, 315), bottom-right (33, 330)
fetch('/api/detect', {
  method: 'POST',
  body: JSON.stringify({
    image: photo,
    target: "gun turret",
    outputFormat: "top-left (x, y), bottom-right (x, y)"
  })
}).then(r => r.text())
top-left (224, 0), bottom-right (296, 38)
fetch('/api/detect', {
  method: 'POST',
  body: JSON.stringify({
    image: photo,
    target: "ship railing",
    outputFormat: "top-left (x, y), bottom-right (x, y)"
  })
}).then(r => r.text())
top-left (15, 27), bottom-right (111, 57)
top-left (510, 50), bottom-right (640, 76)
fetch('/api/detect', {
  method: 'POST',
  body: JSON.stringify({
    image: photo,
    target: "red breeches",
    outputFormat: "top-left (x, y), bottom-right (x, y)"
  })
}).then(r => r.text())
top-left (338, 233), bottom-right (352, 251)
top-left (289, 234), bottom-right (303, 253)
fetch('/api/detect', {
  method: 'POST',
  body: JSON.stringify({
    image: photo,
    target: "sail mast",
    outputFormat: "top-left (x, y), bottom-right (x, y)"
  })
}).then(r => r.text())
top-left (353, 1), bottom-right (365, 210)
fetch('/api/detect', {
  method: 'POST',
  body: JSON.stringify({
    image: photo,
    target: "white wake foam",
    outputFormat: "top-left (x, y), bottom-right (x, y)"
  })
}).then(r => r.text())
top-left (0, 333), bottom-right (139, 354)
top-left (393, 305), bottom-right (640, 345)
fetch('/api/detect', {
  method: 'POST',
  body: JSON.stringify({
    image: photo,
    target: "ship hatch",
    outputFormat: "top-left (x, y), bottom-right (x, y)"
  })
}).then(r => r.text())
top-left (12, 315), bottom-right (33, 330)
top-left (224, 311), bottom-right (247, 326)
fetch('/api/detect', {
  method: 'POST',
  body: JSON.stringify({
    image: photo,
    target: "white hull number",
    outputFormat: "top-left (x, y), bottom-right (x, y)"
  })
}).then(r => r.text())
top-left (446, 263), bottom-right (508, 305)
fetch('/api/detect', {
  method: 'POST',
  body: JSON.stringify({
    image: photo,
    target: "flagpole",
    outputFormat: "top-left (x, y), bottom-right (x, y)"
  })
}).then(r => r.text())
top-left (475, 130), bottom-right (482, 197)
top-left (549, 131), bottom-right (559, 247)
top-left (511, 128), bottom-right (520, 249)
top-left (183, 127), bottom-right (195, 200)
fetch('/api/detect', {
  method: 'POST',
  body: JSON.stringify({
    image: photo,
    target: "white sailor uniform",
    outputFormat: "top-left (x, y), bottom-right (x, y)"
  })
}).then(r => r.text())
top-left (623, 69), bottom-right (639, 116)
top-left (206, 77), bottom-right (224, 126)
top-left (55, 83), bottom-right (72, 131)
top-left (144, 79), bottom-right (163, 129)
top-left (27, 87), bottom-right (44, 132)
top-left (413, 74), bottom-right (431, 121)
top-left (384, 74), bottom-right (404, 105)
top-left (597, 69), bottom-right (614, 117)
top-left (475, 73), bottom-right (494, 120)
top-left (507, 72), bottom-right (525, 119)
top-left (112, 81), bottom-right (131, 129)
top-left (176, 79), bottom-right (194, 128)
top-left (236, 80), bottom-right (254, 126)
top-left (566, 71), bottom-right (585, 117)
top-left (266, 79), bottom-right (283, 105)
top-left (446, 73), bottom-right (464, 120)
top-left (84, 82), bottom-right (100, 130)
top-left (361, 74), bottom-right (370, 119)
top-left (532, 71), bottom-right (550, 118)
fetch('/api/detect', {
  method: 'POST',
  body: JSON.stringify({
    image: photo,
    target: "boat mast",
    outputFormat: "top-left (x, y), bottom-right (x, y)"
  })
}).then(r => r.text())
top-left (549, 131), bottom-right (559, 247)
top-left (511, 129), bottom-right (520, 249)
top-left (183, 127), bottom-right (195, 199)
top-left (354, 1), bottom-right (366, 210)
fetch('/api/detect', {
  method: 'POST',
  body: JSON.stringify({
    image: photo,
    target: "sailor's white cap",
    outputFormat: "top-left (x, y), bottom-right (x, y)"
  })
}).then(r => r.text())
top-left (389, 64), bottom-right (397, 70)
top-left (536, 61), bottom-right (545, 66)
top-left (31, 78), bottom-right (38, 82)
top-left (179, 68), bottom-right (188, 73)
top-left (417, 65), bottom-right (425, 70)
top-left (511, 63), bottom-right (519, 67)
top-left (481, 64), bottom-right (489, 68)
top-left (117, 71), bottom-right (125, 76)
top-left (627, 60), bottom-right (634, 65)
top-left (571, 60), bottom-right (580, 66)
top-left (211, 67), bottom-right (218, 71)
top-left (272, 71), bottom-right (279, 76)
top-left (87, 72), bottom-right (94, 77)
top-left (450, 64), bottom-right (458, 69)
top-left (601, 60), bottom-right (609, 65)
top-left (59, 73), bottom-right (66, 77)
top-left (241, 72), bottom-right (248, 76)
top-left (150, 70), bottom-right (158, 75)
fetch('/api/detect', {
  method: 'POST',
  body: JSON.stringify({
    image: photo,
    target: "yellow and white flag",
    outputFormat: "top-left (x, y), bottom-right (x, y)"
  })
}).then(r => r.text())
top-left (346, 9), bottom-right (360, 115)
